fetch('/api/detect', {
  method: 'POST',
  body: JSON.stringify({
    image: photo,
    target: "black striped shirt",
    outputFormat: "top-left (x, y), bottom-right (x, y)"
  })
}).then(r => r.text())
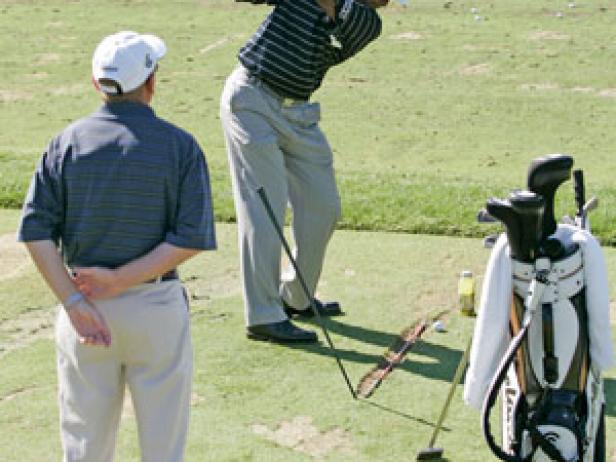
top-left (239, 0), bottom-right (382, 100)
top-left (18, 102), bottom-right (216, 268)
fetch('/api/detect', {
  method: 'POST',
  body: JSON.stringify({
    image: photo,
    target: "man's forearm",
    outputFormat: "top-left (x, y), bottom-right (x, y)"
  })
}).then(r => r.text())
top-left (113, 242), bottom-right (201, 289)
top-left (25, 240), bottom-right (79, 303)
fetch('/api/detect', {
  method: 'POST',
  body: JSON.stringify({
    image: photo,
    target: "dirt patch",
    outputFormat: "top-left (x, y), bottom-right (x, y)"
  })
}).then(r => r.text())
top-left (252, 415), bottom-right (356, 460)
top-left (0, 307), bottom-right (56, 357)
top-left (529, 31), bottom-right (570, 40)
top-left (0, 385), bottom-right (39, 404)
top-left (0, 89), bottom-right (32, 102)
top-left (25, 72), bottom-right (49, 81)
top-left (186, 268), bottom-right (240, 301)
top-left (598, 89), bottom-right (616, 98)
top-left (200, 34), bottom-right (245, 54)
top-left (570, 86), bottom-right (595, 94)
top-left (520, 83), bottom-right (559, 91)
top-left (391, 31), bottom-right (423, 40)
top-left (458, 63), bottom-right (490, 76)
top-left (49, 83), bottom-right (88, 96)
top-left (0, 234), bottom-right (31, 281)
top-left (36, 53), bottom-right (60, 65)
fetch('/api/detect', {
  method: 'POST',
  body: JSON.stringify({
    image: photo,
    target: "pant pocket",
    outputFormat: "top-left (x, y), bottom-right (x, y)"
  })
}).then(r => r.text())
top-left (282, 102), bottom-right (321, 128)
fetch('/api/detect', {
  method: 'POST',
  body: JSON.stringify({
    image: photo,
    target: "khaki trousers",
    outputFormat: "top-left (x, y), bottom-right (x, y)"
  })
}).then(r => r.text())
top-left (220, 66), bottom-right (341, 327)
top-left (55, 280), bottom-right (192, 462)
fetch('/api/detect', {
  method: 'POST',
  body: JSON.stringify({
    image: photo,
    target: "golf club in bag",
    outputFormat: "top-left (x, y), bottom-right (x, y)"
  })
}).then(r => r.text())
top-left (474, 154), bottom-right (609, 461)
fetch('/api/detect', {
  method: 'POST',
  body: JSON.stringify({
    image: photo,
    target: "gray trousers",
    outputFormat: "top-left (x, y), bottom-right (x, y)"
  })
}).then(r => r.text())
top-left (220, 66), bottom-right (341, 327)
top-left (56, 281), bottom-right (192, 461)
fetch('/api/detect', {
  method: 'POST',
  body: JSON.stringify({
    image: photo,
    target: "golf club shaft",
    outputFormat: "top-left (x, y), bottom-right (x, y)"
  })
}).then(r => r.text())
top-left (427, 336), bottom-right (473, 447)
top-left (573, 169), bottom-right (586, 228)
top-left (256, 187), bottom-right (357, 399)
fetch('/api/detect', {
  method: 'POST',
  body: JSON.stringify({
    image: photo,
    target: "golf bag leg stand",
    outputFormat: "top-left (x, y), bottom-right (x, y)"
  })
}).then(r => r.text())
top-left (481, 155), bottom-right (605, 461)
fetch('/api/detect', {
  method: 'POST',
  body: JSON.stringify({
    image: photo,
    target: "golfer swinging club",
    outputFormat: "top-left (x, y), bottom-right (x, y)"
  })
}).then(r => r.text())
top-left (221, 0), bottom-right (388, 343)
top-left (18, 31), bottom-right (216, 460)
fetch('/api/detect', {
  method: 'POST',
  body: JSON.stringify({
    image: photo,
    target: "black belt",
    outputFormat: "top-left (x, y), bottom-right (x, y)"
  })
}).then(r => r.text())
top-left (146, 269), bottom-right (179, 284)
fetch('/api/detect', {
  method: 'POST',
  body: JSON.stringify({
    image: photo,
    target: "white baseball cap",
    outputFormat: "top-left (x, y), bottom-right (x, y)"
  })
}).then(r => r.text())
top-left (92, 31), bottom-right (167, 95)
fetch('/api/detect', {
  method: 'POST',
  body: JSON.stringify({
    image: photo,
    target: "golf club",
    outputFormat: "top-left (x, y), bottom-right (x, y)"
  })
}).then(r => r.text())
top-left (256, 186), bottom-right (357, 399)
top-left (527, 154), bottom-right (573, 241)
top-left (573, 169), bottom-right (585, 223)
top-left (416, 336), bottom-right (473, 460)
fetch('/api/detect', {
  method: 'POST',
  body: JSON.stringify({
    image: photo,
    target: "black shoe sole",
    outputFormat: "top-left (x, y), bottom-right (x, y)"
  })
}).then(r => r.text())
top-left (246, 332), bottom-right (318, 343)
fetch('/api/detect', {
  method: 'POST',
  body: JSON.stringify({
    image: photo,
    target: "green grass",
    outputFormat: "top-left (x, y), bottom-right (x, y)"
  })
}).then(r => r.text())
top-left (1, 1), bottom-right (616, 460)
top-left (1, 214), bottom-right (615, 461)
top-left (1, 1), bottom-right (616, 240)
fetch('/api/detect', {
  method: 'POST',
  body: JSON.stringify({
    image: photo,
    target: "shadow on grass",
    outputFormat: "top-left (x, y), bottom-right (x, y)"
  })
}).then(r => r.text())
top-left (289, 318), bottom-right (464, 383)
top-left (603, 378), bottom-right (616, 418)
top-left (359, 400), bottom-right (451, 432)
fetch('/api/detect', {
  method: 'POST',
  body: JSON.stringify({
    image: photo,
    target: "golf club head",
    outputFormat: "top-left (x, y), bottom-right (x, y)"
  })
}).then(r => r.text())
top-left (477, 208), bottom-right (497, 223)
top-left (527, 154), bottom-right (573, 240)
top-left (416, 447), bottom-right (444, 460)
top-left (485, 197), bottom-right (523, 260)
top-left (508, 190), bottom-right (545, 262)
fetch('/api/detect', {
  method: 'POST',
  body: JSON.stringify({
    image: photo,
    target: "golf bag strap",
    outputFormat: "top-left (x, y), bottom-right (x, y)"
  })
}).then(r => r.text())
top-left (482, 268), bottom-right (549, 462)
top-left (482, 321), bottom-right (532, 462)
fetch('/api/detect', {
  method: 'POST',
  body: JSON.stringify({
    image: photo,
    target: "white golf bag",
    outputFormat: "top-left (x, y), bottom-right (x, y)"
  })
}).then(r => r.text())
top-left (464, 155), bottom-right (614, 462)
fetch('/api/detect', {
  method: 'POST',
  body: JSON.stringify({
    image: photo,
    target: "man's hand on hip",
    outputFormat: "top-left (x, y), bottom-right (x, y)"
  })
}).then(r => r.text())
top-left (72, 267), bottom-right (125, 299)
top-left (66, 299), bottom-right (111, 347)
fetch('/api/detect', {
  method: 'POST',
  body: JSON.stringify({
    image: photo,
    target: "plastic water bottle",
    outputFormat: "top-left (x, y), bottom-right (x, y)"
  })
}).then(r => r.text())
top-left (458, 270), bottom-right (475, 316)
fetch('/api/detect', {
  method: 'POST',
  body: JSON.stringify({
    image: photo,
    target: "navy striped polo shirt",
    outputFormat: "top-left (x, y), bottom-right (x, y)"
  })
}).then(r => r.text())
top-left (239, 0), bottom-right (382, 100)
top-left (18, 101), bottom-right (216, 268)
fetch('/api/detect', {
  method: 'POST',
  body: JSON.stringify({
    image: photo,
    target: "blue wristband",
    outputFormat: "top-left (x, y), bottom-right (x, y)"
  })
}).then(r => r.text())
top-left (62, 292), bottom-right (84, 309)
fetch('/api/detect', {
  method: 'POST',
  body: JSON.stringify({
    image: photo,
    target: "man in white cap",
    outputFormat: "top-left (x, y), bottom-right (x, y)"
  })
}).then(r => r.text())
top-left (18, 31), bottom-right (216, 461)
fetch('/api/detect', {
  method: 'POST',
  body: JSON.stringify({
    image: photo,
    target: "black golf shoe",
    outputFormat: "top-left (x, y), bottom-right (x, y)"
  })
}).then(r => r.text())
top-left (282, 299), bottom-right (343, 318)
top-left (246, 320), bottom-right (318, 343)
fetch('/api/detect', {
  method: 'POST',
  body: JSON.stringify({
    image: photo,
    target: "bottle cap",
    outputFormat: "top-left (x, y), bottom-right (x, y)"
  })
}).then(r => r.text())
top-left (461, 270), bottom-right (473, 277)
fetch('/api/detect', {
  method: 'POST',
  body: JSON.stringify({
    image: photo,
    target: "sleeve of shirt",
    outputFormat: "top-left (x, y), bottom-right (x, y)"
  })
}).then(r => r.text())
top-left (165, 137), bottom-right (217, 251)
top-left (330, 0), bottom-right (382, 63)
top-left (17, 139), bottom-right (64, 244)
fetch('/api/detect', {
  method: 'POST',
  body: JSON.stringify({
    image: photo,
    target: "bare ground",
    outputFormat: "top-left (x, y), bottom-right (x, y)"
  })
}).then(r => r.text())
top-left (0, 233), bottom-right (31, 281)
top-left (252, 415), bottom-right (356, 460)
top-left (0, 307), bottom-right (56, 357)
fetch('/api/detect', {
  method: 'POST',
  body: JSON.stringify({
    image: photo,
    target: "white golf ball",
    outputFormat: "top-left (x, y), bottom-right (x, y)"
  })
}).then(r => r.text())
top-left (432, 320), bottom-right (446, 332)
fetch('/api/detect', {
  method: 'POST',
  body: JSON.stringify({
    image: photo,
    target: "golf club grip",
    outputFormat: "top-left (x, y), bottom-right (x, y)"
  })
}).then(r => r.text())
top-left (573, 169), bottom-right (585, 217)
top-left (256, 187), bottom-right (357, 399)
